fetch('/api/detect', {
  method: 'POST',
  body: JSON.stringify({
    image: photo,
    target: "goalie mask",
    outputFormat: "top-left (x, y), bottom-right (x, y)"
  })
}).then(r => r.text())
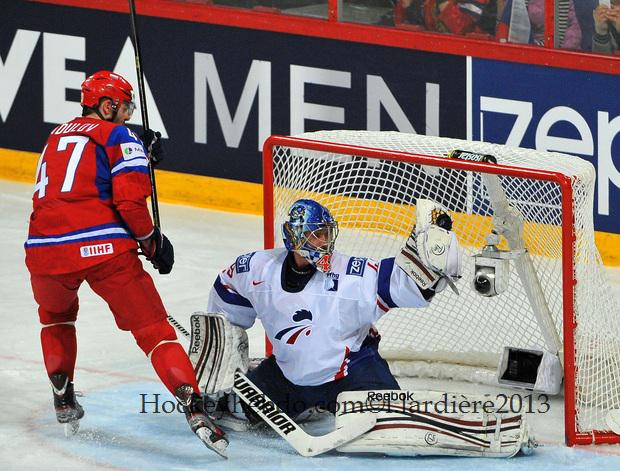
top-left (282, 199), bottom-right (339, 273)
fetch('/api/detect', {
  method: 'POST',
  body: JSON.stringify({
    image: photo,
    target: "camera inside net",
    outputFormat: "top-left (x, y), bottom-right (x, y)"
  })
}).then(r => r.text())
top-left (472, 245), bottom-right (512, 297)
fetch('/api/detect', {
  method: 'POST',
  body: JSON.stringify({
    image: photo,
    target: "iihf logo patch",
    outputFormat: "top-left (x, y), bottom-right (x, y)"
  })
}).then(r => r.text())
top-left (80, 243), bottom-right (113, 258)
top-left (275, 309), bottom-right (313, 345)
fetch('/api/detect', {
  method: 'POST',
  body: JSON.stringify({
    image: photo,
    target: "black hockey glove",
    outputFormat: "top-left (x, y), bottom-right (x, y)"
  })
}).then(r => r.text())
top-left (140, 129), bottom-right (164, 166)
top-left (142, 226), bottom-right (174, 275)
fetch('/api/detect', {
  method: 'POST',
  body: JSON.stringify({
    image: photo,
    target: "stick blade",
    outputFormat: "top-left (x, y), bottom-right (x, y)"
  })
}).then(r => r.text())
top-left (299, 414), bottom-right (377, 457)
top-left (233, 370), bottom-right (376, 457)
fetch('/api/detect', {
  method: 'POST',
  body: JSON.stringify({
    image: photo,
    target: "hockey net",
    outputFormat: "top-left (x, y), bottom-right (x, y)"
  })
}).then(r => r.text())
top-left (262, 130), bottom-right (620, 446)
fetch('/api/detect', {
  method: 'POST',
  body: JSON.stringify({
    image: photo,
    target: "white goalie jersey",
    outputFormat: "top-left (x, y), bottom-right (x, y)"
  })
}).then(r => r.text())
top-left (207, 248), bottom-right (429, 386)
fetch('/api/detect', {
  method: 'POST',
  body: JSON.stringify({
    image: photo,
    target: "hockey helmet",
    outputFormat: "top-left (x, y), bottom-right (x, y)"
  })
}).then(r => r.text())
top-left (81, 70), bottom-right (135, 113)
top-left (282, 199), bottom-right (338, 272)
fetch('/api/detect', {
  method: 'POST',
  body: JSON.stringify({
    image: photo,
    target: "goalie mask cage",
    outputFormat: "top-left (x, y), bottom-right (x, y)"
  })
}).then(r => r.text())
top-left (262, 131), bottom-right (620, 446)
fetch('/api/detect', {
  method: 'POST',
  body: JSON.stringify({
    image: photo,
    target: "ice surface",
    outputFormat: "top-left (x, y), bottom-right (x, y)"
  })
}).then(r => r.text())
top-left (2, 179), bottom-right (620, 470)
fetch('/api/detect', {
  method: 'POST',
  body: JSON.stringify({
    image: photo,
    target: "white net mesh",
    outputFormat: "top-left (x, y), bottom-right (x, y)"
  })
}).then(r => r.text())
top-left (267, 131), bottom-right (620, 439)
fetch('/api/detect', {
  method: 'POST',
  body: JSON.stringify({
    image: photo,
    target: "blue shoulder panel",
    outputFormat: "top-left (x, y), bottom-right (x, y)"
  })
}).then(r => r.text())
top-left (377, 258), bottom-right (398, 309)
top-left (106, 125), bottom-right (143, 147)
top-left (213, 276), bottom-right (252, 308)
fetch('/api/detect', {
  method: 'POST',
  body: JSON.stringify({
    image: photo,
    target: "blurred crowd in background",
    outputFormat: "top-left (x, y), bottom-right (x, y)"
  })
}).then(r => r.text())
top-left (183, 0), bottom-right (619, 54)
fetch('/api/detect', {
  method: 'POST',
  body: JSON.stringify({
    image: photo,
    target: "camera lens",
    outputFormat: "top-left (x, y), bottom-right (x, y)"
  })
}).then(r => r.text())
top-left (474, 274), bottom-right (491, 295)
top-left (472, 266), bottom-right (497, 296)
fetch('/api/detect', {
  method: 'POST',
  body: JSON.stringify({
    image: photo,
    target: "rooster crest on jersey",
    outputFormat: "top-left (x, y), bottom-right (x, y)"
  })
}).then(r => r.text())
top-left (275, 309), bottom-right (313, 345)
top-left (282, 199), bottom-right (339, 272)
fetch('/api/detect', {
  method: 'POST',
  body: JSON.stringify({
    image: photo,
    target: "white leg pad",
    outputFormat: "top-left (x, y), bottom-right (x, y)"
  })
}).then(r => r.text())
top-left (188, 312), bottom-right (249, 397)
top-left (335, 390), bottom-right (536, 458)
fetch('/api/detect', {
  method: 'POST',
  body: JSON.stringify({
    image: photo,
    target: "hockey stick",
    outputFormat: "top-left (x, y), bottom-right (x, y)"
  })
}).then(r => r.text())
top-left (128, 0), bottom-right (160, 228)
top-left (167, 313), bottom-right (377, 457)
top-left (167, 314), bottom-right (190, 338)
top-left (232, 370), bottom-right (376, 457)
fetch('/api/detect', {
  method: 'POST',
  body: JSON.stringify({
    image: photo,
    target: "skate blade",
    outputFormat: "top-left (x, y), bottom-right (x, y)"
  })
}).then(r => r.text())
top-left (64, 420), bottom-right (80, 437)
top-left (195, 427), bottom-right (228, 459)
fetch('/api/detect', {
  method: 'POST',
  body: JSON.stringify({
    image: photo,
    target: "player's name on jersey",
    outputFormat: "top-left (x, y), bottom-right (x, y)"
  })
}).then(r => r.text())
top-left (51, 122), bottom-right (100, 135)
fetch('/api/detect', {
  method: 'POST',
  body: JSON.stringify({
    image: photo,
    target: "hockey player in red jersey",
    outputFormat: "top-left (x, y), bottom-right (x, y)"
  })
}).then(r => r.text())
top-left (25, 70), bottom-right (227, 457)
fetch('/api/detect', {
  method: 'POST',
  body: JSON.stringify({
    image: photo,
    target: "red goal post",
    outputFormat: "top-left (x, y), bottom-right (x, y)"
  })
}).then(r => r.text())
top-left (262, 131), bottom-right (620, 446)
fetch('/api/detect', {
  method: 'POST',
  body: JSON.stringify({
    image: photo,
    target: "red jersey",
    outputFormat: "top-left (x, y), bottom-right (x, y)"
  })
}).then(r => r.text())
top-left (25, 117), bottom-right (154, 275)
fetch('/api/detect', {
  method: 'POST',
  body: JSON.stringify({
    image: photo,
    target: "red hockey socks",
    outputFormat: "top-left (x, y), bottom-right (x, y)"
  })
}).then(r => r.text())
top-left (150, 342), bottom-right (200, 395)
top-left (40, 324), bottom-right (77, 381)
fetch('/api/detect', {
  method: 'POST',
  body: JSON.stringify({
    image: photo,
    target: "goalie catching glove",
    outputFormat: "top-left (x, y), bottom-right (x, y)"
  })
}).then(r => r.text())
top-left (396, 199), bottom-right (462, 294)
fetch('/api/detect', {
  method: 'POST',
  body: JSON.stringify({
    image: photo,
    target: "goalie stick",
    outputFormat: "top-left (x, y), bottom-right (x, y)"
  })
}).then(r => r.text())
top-left (232, 371), bottom-right (376, 457)
top-left (167, 314), bottom-right (377, 457)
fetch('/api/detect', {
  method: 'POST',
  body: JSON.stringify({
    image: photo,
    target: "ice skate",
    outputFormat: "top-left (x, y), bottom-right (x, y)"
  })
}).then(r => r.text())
top-left (203, 393), bottom-right (257, 433)
top-left (175, 384), bottom-right (229, 458)
top-left (50, 373), bottom-right (84, 437)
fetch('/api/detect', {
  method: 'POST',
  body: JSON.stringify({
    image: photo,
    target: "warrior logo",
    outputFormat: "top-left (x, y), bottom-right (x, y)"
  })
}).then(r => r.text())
top-left (275, 309), bottom-right (313, 345)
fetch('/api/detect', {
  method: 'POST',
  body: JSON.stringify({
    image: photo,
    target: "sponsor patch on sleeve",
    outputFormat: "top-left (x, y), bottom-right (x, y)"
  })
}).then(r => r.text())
top-left (346, 257), bottom-right (367, 276)
top-left (235, 252), bottom-right (256, 273)
top-left (120, 142), bottom-right (147, 160)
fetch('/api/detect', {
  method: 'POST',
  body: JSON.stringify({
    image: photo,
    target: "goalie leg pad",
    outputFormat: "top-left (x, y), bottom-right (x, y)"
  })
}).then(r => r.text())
top-left (334, 390), bottom-right (535, 458)
top-left (188, 312), bottom-right (249, 397)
